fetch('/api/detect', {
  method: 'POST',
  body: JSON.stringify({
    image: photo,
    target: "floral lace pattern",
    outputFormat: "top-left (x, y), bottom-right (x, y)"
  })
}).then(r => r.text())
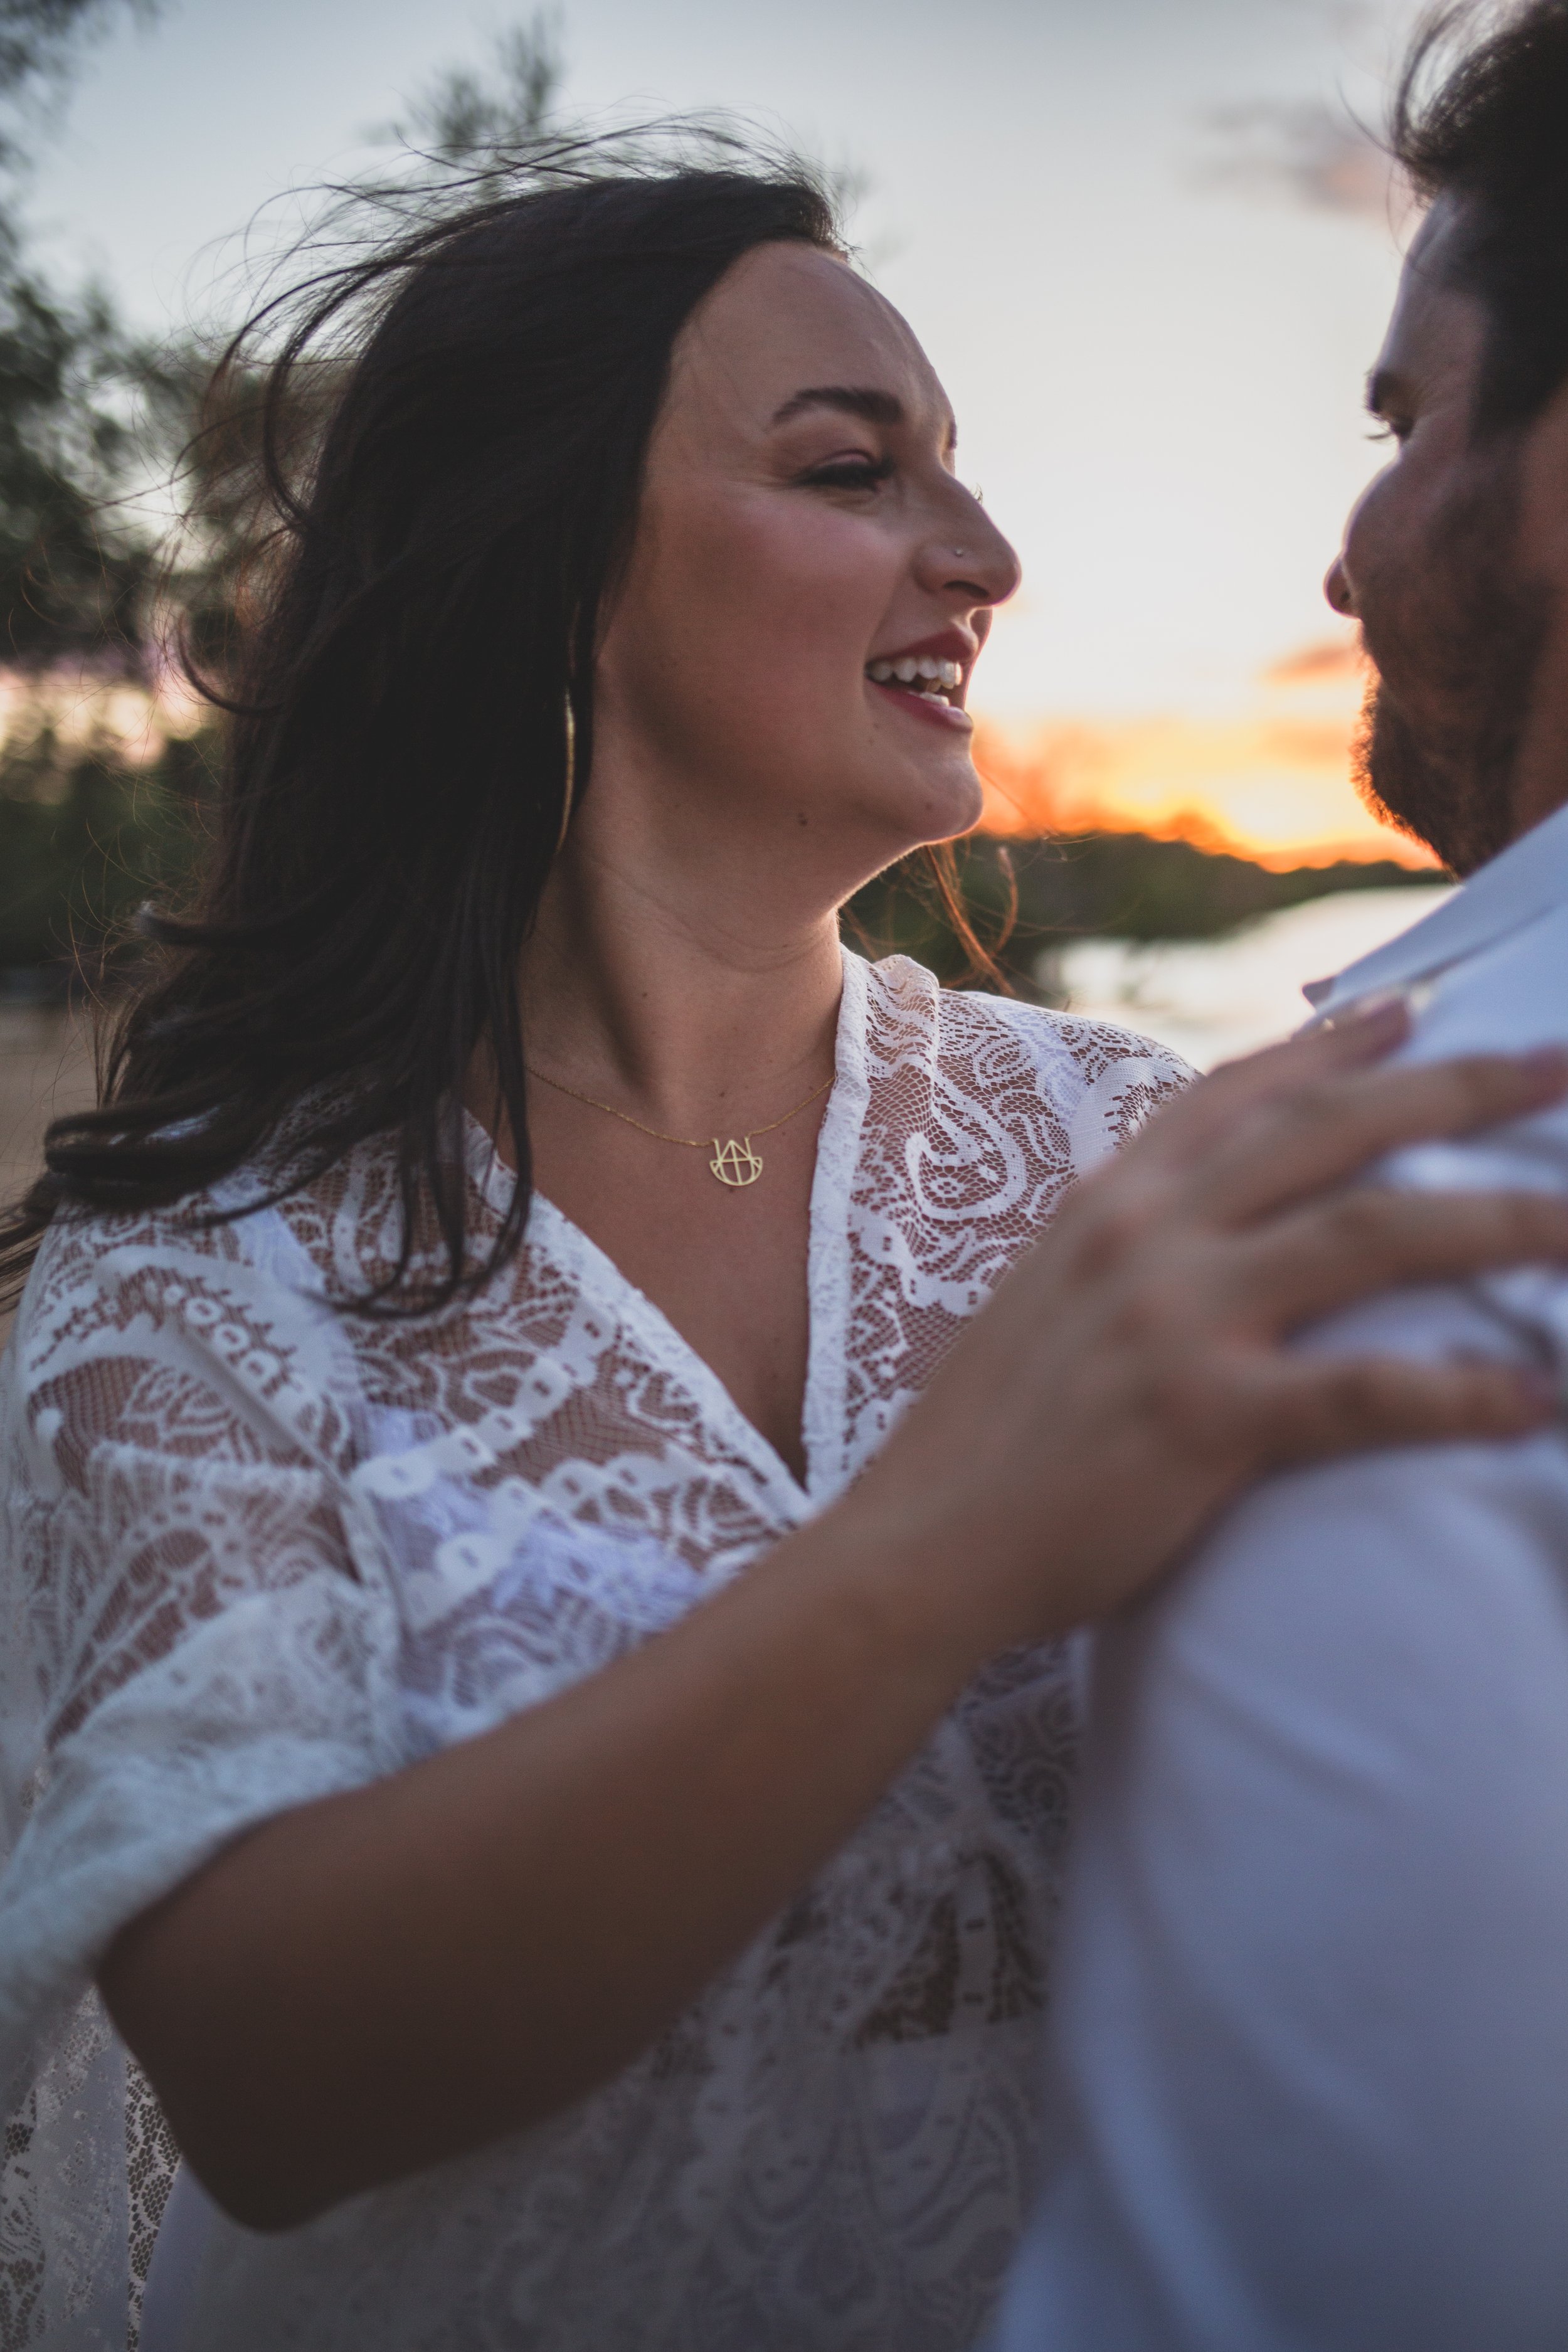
top-left (0, 952), bottom-right (1187, 2351)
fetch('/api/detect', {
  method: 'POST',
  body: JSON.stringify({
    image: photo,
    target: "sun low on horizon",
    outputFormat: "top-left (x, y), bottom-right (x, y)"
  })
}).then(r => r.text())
top-left (969, 627), bottom-right (1438, 870)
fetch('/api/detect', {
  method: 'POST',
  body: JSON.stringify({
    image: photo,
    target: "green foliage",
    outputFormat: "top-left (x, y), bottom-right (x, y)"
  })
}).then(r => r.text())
top-left (0, 271), bottom-right (167, 669)
top-left (0, 0), bottom-right (213, 982)
top-left (0, 1), bottom-right (172, 681)
top-left (1011, 830), bottom-right (1432, 948)
top-left (0, 11), bottom-right (575, 982)
top-left (373, 14), bottom-right (563, 172)
top-left (0, 723), bottom-right (210, 970)
top-left (846, 832), bottom-right (1437, 999)
top-left (0, 0), bottom-right (156, 182)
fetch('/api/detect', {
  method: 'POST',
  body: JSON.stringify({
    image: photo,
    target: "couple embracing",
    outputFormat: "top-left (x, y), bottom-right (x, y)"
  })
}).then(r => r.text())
top-left (3, 4), bottom-right (1568, 2348)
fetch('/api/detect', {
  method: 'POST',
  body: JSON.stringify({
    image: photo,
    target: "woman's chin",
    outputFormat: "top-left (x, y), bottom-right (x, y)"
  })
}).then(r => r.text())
top-left (882, 753), bottom-right (987, 849)
top-left (773, 749), bottom-right (987, 871)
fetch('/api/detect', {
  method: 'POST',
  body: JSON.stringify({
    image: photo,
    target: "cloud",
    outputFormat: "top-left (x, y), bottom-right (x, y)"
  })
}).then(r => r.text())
top-left (1262, 635), bottom-right (1366, 685)
top-left (1194, 99), bottom-right (1412, 226)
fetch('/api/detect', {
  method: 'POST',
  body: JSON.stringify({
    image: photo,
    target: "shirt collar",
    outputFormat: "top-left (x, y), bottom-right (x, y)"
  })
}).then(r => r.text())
top-left (1302, 797), bottom-right (1568, 1019)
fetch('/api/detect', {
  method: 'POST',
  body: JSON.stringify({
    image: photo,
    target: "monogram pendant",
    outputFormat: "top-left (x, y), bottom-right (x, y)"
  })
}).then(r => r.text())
top-left (710, 1136), bottom-right (763, 1187)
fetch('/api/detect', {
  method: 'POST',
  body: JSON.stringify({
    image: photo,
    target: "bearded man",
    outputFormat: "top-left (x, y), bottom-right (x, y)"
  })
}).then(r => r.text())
top-left (993, 5), bottom-right (1568, 2346)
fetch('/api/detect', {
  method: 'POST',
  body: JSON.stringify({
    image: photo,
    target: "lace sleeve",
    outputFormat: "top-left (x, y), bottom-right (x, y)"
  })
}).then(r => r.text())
top-left (990, 998), bottom-right (1194, 1168)
top-left (0, 1209), bottom-right (403, 2119)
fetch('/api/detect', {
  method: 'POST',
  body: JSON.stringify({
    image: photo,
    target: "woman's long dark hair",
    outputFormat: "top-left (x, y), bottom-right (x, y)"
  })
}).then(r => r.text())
top-left (0, 147), bottom-right (842, 1311)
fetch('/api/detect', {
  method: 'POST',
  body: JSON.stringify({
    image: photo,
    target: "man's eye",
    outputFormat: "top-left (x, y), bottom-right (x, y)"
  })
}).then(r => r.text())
top-left (803, 455), bottom-right (894, 490)
top-left (1365, 420), bottom-right (1411, 446)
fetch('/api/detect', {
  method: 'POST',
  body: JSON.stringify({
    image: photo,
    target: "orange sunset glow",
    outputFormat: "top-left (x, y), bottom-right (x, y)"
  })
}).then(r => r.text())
top-left (972, 632), bottom-right (1438, 872)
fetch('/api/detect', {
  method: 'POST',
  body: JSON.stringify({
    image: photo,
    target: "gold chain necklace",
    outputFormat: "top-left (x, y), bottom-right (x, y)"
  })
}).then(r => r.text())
top-left (525, 1061), bottom-right (834, 1188)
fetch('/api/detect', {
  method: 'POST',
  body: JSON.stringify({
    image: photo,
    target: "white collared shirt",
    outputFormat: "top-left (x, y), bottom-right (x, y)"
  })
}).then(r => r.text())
top-left (992, 801), bottom-right (1568, 2352)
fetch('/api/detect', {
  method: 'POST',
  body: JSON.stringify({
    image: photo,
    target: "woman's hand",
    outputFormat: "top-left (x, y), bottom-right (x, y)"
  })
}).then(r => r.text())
top-left (102, 997), bottom-right (1568, 2232)
top-left (853, 993), bottom-right (1568, 1661)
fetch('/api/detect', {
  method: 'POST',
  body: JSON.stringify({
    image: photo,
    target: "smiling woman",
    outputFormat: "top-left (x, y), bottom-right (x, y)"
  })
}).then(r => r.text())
top-left (3, 139), bottom-right (1568, 2352)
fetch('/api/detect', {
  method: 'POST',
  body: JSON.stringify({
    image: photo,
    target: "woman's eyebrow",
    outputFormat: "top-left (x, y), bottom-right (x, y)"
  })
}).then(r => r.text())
top-left (769, 386), bottom-right (905, 428)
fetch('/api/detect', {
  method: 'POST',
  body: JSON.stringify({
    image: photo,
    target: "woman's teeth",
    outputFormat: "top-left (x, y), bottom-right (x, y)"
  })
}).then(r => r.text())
top-left (866, 654), bottom-right (963, 699)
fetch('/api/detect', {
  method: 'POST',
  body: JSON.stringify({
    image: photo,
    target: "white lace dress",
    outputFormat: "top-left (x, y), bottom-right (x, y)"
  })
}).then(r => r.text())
top-left (0, 951), bottom-right (1184, 2352)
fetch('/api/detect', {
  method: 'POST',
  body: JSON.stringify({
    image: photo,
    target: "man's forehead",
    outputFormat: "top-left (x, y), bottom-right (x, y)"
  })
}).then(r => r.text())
top-left (1374, 196), bottom-right (1487, 391)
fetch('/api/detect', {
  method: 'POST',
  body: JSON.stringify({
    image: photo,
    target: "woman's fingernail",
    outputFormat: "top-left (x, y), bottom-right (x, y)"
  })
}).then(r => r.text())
top-left (1349, 987), bottom-right (1412, 1024)
top-left (1328, 988), bottom-right (1412, 1043)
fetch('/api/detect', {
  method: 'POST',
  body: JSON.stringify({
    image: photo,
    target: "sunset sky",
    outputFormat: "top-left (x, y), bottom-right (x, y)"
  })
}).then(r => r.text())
top-left (29, 0), bottom-right (1431, 863)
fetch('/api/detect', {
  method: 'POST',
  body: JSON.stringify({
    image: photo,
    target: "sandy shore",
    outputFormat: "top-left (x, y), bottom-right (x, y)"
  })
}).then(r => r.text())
top-left (0, 1004), bottom-right (95, 1197)
top-left (1, 1005), bottom-right (97, 1333)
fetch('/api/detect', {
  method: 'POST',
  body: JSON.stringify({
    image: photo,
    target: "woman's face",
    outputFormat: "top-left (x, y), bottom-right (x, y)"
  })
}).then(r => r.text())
top-left (591, 241), bottom-right (1020, 891)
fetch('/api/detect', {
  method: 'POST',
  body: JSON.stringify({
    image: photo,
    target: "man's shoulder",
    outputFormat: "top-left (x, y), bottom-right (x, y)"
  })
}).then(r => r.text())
top-left (1407, 888), bottom-right (1568, 1061)
top-left (1384, 893), bottom-right (1568, 1199)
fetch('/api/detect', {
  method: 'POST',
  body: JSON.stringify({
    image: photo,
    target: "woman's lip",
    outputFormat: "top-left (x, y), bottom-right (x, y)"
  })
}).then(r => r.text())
top-left (867, 678), bottom-right (973, 732)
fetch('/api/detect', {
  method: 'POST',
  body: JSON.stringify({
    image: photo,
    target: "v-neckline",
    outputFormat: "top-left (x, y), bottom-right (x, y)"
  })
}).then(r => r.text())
top-left (462, 951), bottom-right (872, 1518)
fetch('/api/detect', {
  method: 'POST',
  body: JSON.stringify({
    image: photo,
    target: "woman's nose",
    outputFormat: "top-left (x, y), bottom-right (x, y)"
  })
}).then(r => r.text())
top-left (1324, 554), bottom-right (1357, 618)
top-left (926, 504), bottom-right (1021, 610)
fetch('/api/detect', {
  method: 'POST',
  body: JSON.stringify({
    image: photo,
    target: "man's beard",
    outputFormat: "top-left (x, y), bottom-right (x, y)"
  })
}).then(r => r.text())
top-left (1353, 450), bottom-right (1554, 877)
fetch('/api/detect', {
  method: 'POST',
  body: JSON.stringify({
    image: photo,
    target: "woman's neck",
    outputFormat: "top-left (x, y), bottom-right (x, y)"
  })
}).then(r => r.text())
top-left (517, 820), bottom-right (845, 1130)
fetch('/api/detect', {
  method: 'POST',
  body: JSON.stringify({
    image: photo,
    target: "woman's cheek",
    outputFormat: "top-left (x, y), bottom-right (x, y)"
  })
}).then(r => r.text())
top-left (650, 495), bottom-right (906, 723)
top-left (729, 495), bottom-right (904, 610)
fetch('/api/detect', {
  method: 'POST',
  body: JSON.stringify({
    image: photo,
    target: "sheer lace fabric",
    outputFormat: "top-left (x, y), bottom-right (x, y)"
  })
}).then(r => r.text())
top-left (0, 951), bottom-right (1186, 2351)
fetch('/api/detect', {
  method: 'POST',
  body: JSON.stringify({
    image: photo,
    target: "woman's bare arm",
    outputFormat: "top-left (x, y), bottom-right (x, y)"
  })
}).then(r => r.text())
top-left (100, 1001), bottom-right (1568, 2230)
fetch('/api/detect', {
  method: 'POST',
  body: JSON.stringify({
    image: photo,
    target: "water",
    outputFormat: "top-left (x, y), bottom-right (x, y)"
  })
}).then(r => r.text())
top-left (1052, 885), bottom-right (1454, 1072)
top-left (0, 889), bottom-right (1457, 1209)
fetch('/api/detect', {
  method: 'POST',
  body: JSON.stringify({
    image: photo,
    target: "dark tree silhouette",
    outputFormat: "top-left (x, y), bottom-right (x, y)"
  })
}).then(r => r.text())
top-left (375, 14), bottom-right (563, 169)
top-left (0, 1), bottom-right (166, 673)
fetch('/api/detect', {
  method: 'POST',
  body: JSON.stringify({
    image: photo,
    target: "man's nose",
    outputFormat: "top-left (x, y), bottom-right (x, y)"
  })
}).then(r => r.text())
top-left (1323, 555), bottom-right (1356, 618)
